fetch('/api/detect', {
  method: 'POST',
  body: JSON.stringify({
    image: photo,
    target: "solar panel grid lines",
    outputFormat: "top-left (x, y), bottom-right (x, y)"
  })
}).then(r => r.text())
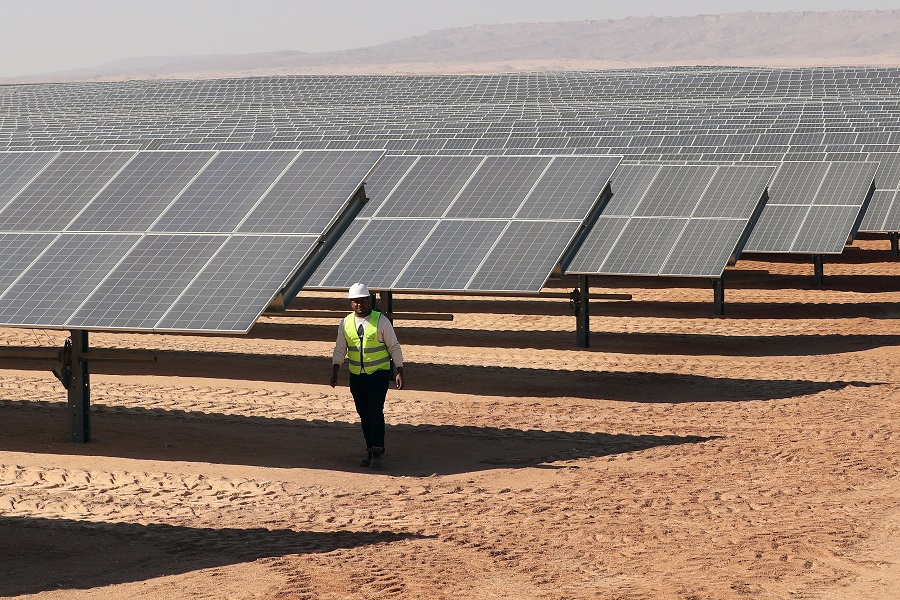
top-left (659, 218), bottom-right (750, 277)
top-left (0, 152), bottom-right (58, 211)
top-left (445, 155), bottom-right (550, 219)
top-left (314, 219), bottom-right (440, 289)
top-left (150, 149), bottom-right (300, 233)
top-left (563, 216), bottom-right (630, 274)
top-left (0, 233), bottom-right (142, 328)
top-left (743, 205), bottom-right (812, 252)
top-left (393, 220), bottom-right (510, 290)
top-left (567, 163), bottom-right (770, 277)
top-left (0, 232), bottom-right (59, 290)
top-left (0, 148), bottom-right (384, 332)
top-left (66, 150), bottom-right (218, 232)
top-left (598, 163), bottom-right (662, 216)
top-left (66, 233), bottom-right (229, 330)
top-left (598, 217), bottom-right (691, 275)
top-left (858, 189), bottom-right (895, 231)
top-left (375, 155), bottom-right (485, 219)
top-left (358, 155), bottom-right (420, 218)
top-left (691, 165), bottom-right (776, 219)
top-left (467, 220), bottom-right (581, 292)
top-left (813, 161), bottom-right (878, 206)
top-left (514, 155), bottom-right (622, 221)
top-left (0, 151), bottom-right (137, 232)
top-left (155, 234), bottom-right (320, 332)
top-left (238, 149), bottom-right (385, 234)
top-left (791, 205), bottom-right (862, 253)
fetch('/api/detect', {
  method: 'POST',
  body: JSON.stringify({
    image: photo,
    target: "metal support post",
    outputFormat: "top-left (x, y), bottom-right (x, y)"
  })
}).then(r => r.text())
top-left (576, 275), bottom-right (590, 348)
top-left (379, 290), bottom-right (394, 320)
top-left (712, 277), bottom-right (725, 315)
top-left (68, 330), bottom-right (91, 443)
top-left (812, 254), bottom-right (824, 286)
top-left (890, 232), bottom-right (899, 256)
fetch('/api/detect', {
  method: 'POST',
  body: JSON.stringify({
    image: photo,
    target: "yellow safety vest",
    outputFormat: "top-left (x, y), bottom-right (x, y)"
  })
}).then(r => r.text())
top-left (343, 311), bottom-right (391, 375)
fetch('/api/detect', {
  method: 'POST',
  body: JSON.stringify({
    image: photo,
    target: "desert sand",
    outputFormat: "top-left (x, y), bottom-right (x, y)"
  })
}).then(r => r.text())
top-left (1, 236), bottom-right (899, 599)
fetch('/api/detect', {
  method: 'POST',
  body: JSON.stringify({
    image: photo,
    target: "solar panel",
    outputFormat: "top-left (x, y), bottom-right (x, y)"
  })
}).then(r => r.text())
top-left (763, 161), bottom-right (830, 205)
top-left (634, 166), bottom-right (712, 217)
top-left (151, 150), bottom-right (298, 233)
top-left (0, 233), bottom-right (57, 289)
top-left (306, 154), bottom-right (619, 293)
top-left (0, 149), bottom-right (383, 332)
top-left (313, 219), bottom-right (438, 289)
top-left (599, 218), bottom-right (689, 275)
top-left (0, 234), bottom-right (141, 328)
top-left (814, 161), bottom-right (877, 205)
top-left (467, 221), bottom-right (581, 292)
top-left (67, 234), bottom-right (228, 330)
top-left (394, 220), bottom-right (509, 290)
top-left (792, 205), bottom-right (860, 253)
top-left (0, 152), bottom-right (135, 231)
top-left (445, 156), bottom-right (549, 219)
top-left (745, 161), bottom-right (875, 253)
top-left (357, 154), bottom-right (418, 218)
top-left (0, 152), bottom-right (56, 208)
top-left (156, 235), bottom-right (319, 332)
top-left (376, 155), bottom-right (484, 218)
top-left (568, 164), bottom-right (770, 277)
top-left (743, 205), bottom-right (811, 252)
top-left (882, 193), bottom-right (900, 232)
top-left (601, 164), bottom-right (660, 216)
top-left (68, 151), bottom-right (215, 232)
top-left (692, 166), bottom-right (774, 219)
top-left (659, 219), bottom-right (749, 276)
top-left (515, 155), bottom-right (620, 220)
top-left (239, 150), bottom-right (383, 234)
top-left (857, 189), bottom-right (894, 232)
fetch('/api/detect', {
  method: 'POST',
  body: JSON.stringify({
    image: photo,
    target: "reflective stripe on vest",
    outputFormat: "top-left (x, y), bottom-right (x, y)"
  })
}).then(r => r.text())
top-left (343, 311), bottom-right (391, 375)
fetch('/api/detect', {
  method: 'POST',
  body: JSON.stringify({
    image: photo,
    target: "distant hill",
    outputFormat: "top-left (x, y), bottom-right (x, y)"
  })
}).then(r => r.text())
top-left (4, 10), bottom-right (900, 84)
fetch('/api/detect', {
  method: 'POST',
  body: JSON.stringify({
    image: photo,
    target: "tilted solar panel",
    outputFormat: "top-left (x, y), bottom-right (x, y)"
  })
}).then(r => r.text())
top-left (567, 164), bottom-right (773, 277)
top-left (306, 154), bottom-right (621, 293)
top-left (0, 149), bottom-right (383, 332)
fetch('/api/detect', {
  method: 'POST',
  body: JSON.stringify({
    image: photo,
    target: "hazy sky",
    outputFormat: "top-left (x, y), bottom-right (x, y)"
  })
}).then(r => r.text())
top-left (2, 0), bottom-right (898, 77)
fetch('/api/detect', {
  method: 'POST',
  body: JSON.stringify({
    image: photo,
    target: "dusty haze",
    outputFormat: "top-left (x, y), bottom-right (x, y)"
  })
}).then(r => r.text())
top-left (4, 9), bottom-right (900, 84)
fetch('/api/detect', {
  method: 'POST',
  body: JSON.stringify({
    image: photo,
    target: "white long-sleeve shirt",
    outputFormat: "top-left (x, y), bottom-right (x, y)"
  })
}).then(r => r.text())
top-left (333, 312), bottom-right (404, 368)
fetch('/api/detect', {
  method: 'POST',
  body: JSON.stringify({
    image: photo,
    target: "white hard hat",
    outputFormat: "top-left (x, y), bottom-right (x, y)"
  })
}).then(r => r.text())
top-left (348, 283), bottom-right (370, 299)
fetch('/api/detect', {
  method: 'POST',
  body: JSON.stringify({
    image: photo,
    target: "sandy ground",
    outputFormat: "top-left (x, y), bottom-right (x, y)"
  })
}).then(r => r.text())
top-left (1, 236), bottom-right (900, 599)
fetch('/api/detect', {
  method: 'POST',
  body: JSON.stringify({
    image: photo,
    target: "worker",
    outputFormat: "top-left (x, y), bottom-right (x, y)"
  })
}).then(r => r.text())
top-left (331, 283), bottom-right (404, 469)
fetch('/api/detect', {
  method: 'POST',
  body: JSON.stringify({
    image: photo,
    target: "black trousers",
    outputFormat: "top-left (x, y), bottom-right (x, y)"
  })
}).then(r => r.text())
top-left (348, 369), bottom-right (391, 449)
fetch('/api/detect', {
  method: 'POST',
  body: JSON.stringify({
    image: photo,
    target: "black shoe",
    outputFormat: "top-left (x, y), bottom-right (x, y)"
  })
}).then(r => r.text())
top-left (369, 447), bottom-right (384, 470)
top-left (360, 451), bottom-right (373, 467)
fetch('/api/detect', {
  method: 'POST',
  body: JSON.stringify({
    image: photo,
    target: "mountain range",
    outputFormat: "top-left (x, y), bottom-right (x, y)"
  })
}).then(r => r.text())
top-left (4, 9), bottom-right (900, 83)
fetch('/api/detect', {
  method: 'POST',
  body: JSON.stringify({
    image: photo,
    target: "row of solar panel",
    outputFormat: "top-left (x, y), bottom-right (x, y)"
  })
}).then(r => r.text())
top-left (0, 149), bottom-right (382, 234)
top-left (0, 149), bottom-right (386, 333)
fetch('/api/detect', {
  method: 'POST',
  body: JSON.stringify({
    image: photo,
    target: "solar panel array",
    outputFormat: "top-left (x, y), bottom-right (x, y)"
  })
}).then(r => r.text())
top-left (743, 161), bottom-right (877, 253)
top-left (1, 66), bottom-right (900, 296)
top-left (0, 149), bottom-right (382, 332)
top-left (566, 164), bottom-right (774, 277)
top-left (306, 154), bottom-right (621, 293)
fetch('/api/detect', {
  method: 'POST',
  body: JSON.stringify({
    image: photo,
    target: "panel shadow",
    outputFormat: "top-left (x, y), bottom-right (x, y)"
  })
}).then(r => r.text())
top-left (246, 322), bottom-right (900, 354)
top-left (4, 352), bottom-right (877, 400)
top-left (0, 515), bottom-right (421, 596)
top-left (0, 399), bottom-right (716, 475)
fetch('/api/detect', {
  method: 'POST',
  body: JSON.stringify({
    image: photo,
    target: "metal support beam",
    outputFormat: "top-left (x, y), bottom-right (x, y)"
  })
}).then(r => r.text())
top-left (712, 277), bottom-right (725, 315)
top-left (891, 232), bottom-right (899, 256)
top-left (68, 330), bottom-right (90, 443)
top-left (575, 275), bottom-right (590, 348)
top-left (812, 254), bottom-right (824, 286)
top-left (379, 290), bottom-right (394, 321)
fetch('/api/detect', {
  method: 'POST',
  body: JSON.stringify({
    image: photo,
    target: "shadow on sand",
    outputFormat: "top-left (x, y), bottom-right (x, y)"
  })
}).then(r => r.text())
top-left (0, 515), bottom-right (422, 596)
top-left (0, 398), bottom-right (717, 475)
